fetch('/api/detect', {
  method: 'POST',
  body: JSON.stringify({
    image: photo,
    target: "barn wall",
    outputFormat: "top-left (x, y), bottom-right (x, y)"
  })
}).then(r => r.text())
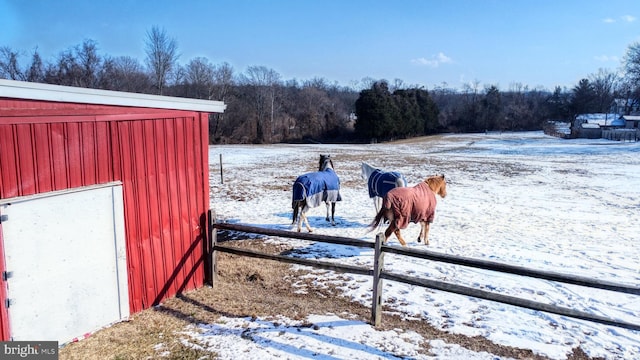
top-left (0, 225), bottom-right (9, 341)
top-left (0, 99), bottom-right (210, 339)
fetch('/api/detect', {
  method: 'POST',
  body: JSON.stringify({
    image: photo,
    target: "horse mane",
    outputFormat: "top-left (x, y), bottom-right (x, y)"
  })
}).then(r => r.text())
top-left (319, 154), bottom-right (334, 171)
top-left (361, 162), bottom-right (375, 179)
top-left (425, 174), bottom-right (447, 198)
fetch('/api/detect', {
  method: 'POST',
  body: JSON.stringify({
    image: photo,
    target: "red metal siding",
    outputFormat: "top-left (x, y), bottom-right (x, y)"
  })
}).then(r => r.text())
top-left (0, 99), bottom-right (210, 339)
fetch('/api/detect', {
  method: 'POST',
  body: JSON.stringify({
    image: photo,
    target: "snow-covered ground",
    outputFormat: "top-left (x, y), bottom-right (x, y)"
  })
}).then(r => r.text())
top-left (193, 131), bottom-right (640, 359)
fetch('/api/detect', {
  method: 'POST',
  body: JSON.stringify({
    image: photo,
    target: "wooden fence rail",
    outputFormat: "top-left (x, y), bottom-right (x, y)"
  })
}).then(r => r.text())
top-left (383, 246), bottom-right (640, 295)
top-left (209, 219), bottom-right (640, 332)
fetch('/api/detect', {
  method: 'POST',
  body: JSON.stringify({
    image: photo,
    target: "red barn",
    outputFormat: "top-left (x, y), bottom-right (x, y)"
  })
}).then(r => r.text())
top-left (0, 79), bottom-right (225, 342)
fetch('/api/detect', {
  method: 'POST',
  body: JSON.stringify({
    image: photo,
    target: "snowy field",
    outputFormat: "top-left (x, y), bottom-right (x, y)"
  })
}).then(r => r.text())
top-left (200, 131), bottom-right (640, 359)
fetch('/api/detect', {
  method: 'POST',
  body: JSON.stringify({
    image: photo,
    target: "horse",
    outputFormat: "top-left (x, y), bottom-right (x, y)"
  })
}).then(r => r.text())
top-left (292, 154), bottom-right (342, 232)
top-left (369, 174), bottom-right (447, 246)
top-left (361, 162), bottom-right (407, 214)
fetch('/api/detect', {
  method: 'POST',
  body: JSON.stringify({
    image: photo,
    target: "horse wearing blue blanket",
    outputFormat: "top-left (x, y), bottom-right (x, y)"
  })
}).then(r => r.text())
top-left (292, 154), bottom-right (342, 232)
top-left (361, 162), bottom-right (407, 214)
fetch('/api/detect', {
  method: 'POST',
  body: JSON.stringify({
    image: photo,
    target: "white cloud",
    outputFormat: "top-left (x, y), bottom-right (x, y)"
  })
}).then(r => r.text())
top-left (621, 15), bottom-right (636, 22)
top-left (594, 55), bottom-right (619, 62)
top-left (604, 15), bottom-right (636, 23)
top-left (411, 52), bottom-right (452, 67)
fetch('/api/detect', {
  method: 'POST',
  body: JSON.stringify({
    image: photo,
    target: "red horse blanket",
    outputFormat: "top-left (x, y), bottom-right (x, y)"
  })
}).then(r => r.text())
top-left (383, 181), bottom-right (436, 229)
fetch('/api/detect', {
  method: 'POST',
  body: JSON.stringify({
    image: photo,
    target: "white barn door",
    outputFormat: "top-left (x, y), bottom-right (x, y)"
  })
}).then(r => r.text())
top-left (0, 183), bottom-right (129, 343)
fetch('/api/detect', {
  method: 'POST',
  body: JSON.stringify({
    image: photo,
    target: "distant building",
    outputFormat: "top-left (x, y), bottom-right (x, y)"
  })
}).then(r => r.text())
top-left (572, 113), bottom-right (619, 139)
top-left (621, 115), bottom-right (640, 129)
top-left (602, 115), bottom-right (640, 141)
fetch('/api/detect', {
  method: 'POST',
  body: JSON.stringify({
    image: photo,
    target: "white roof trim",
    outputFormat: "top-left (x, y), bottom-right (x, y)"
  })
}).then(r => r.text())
top-left (0, 79), bottom-right (226, 113)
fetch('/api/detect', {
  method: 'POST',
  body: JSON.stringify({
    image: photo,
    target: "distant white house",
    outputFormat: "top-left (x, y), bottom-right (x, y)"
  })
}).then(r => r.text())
top-left (621, 115), bottom-right (640, 129)
top-left (545, 100), bottom-right (640, 141)
top-left (571, 113), bottom-right (640, 141)
top-left (572, 113), bottom-right (620, 138)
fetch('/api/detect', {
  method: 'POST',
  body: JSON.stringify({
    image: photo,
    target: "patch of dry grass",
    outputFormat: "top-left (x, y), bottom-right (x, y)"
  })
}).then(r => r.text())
top-left (60, 238), bottom-right (598, 360)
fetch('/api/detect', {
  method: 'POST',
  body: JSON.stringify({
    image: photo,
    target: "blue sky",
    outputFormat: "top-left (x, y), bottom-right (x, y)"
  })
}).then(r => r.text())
top-left (1, 0), bottom-right (639, 90)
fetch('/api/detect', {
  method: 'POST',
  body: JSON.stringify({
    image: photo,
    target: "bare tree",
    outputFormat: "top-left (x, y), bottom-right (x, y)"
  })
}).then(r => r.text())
top-left (100, 55), bottom-right (150, 92)
top-left (0, 46), bottom-right (44, 83)
top-left (356, 77), bottom-right (377, 91)
top-left (240, 65), bottom-right (282, 143)
top-left (42, 40), bottom-right (102, 88)
top-left (621, 42), bottom-right (640, 113)
top-left (184, 57), bottom-right (215, 99)
top-left (502, 82), bottom-right (532, 131)
top-left (209, 62), bottom-right (235, 142)
top-left (0, 46), bottom-right (23, 80)
top-left (212, 62), bottom-right (234, 101)
top-left (390, 78), bottom-right (406, 92)
top-left (25, 48), bottom-right (45, 82)
top-left (76, 39), bottom-right (101, 88)
top-left (168, 63), bottom-right (186, 94)
top-left (589, 68), bottom-right (618, 114)
top-left (460, 80), bottom-right (482, 131)
top-left (145, 26), bottom-right (179, 95)
top-left (623, 42), bottom-right (640, 84)
top-left (45, 48), bottom-right (80, 86)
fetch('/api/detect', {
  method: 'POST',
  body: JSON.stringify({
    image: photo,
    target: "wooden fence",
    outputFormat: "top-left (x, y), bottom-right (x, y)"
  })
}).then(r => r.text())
top-left (208, 218), bottom-right (640, 332)
top-left (602, 128), bottom-right (640, 142)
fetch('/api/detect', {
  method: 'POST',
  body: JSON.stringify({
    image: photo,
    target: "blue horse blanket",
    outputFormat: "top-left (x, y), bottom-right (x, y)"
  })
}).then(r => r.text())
top-left (367, 169), bottom-right (407, 198)
top-left (292, 168), bottom-right (342, 208)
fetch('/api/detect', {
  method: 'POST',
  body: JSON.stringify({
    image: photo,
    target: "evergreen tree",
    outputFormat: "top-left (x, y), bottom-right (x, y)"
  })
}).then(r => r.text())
top-left (570, 79), bottom-right (597, 116)
top-left (354, 81), bottom-right (396, 140)
top-left (355, 82), bottom-right (439, 140)
top-left (416, 88), bottom-right (439, 134)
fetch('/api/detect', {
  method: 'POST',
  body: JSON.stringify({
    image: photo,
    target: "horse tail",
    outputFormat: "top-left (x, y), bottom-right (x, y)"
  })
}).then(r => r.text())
top-left (398, 174), bottom-right (408, 188)
top-left (292, 200), bottom-right (299, 223)
top-left (292, 180), bottom-right (305, 223)
top-left (368, 207), bottom-right (385, 232)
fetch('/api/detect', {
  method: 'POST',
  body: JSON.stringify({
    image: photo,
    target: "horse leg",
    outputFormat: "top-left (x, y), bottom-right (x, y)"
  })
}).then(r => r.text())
top-left (330, 202), bottom-right (336, 226)
top-left (374, 196), bottom-right (381, 214)
top-left (324, 202), bottom-right (331, 223)
top-left (301, 211), bottom-right (313, 232)
top-left (298, 211), bottom-right (313, 232)
top-left (383, 225), bottom-right (394, 244)
top-left (293, 201), bottom-right (302, 231)
top-left (325, 201), bottom-right (336, 226)
top-left (393, 228), bottom-right (408, 246)
top-left (299, 204), bottom-right (313, 232)
top-left (296, 208), bottom-right (303, 232)
top-left (418, 221), bottom-right (431, 245)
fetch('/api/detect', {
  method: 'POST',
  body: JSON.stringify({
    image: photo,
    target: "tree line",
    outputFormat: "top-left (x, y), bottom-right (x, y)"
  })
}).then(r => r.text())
top-left (3, 26), bottom-right (640, 143)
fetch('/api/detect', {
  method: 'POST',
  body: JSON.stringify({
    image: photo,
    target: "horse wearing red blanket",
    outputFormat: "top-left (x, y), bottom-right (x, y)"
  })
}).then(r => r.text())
top-left (369, 175), bottom-right (447, 246)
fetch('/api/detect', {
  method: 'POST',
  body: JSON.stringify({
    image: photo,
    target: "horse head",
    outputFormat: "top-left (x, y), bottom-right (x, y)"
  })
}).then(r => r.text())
top-left (361, 162), bottom-right (376, 180)
top-left (319, 154), bottom-right (334, 171)
top-left (426, 174), bottom-right (447, 198)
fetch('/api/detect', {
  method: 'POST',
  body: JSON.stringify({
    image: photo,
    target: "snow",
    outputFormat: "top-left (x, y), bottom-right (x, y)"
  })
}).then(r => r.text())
top-left (183, 314), bottom-right (503, 359)
top-left (188, 131), bottom-right (640, 359)
top-left (575, 113), bottom-right (620, 126)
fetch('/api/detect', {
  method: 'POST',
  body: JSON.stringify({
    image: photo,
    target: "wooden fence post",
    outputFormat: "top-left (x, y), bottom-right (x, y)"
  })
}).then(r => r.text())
top-left (371, 232), bottom-right (385, 327)
top-left (219, 154), bottom-right (224, 184)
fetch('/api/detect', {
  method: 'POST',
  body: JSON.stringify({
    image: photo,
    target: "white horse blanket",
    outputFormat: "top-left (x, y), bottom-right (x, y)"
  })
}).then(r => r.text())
top-left (383, 181), bottom-right (436, 229)
top-left (292, 168), bottom-right (342, 208)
